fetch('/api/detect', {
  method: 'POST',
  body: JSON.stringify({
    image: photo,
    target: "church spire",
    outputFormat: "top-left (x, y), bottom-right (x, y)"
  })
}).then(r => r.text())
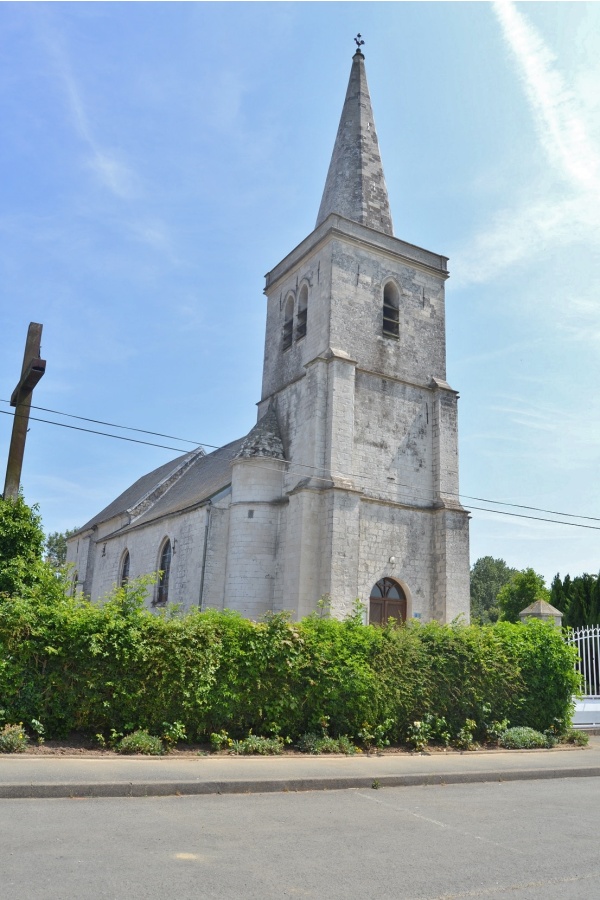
top-left (316, 40), bottom-right (394, 236)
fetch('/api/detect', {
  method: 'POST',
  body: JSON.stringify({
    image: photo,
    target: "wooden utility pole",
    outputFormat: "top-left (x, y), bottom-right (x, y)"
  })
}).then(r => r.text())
top-left (3, 323), bottom-right (46, 501)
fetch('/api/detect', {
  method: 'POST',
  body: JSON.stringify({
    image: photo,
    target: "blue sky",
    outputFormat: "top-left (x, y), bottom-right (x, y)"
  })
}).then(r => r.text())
top-left (1, 1), bottom-right (599, 585)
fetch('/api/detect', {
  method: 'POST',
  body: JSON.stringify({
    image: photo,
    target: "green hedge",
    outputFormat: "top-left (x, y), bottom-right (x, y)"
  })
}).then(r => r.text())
top-left (0, 581), bottom-right (579, 741)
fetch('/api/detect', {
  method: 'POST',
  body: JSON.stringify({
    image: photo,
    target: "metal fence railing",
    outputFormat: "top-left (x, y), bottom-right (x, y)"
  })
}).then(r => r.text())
top-left (566, 626), bottom-right (600, 698)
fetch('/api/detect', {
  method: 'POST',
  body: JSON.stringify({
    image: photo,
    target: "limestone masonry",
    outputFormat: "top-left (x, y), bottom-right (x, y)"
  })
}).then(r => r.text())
top-left (67, 48), bottom-right (471, 624)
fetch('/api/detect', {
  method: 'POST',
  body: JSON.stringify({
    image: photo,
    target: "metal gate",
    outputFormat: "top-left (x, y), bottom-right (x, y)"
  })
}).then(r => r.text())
top-left (567, 626), bottom-right (600, 698)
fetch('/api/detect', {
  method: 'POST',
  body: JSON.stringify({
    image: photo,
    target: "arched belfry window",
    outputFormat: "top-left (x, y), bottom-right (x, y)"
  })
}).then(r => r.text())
top-left (282, 295), bottom-right (294, 351)
top-left (120, 550), bottom-right (130, 587)
top-left (296, 284), bottom-right (308, 341)
top-left (382, 282), bottom-right (400, 338)
top-left (369, 578), bottom-right (407, 625)
top-left (155, 539), bottom-right (172, 606)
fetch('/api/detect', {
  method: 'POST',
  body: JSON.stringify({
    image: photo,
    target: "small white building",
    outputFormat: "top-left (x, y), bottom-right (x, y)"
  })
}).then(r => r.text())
top-left (67, 47), bottom-right (470, 624)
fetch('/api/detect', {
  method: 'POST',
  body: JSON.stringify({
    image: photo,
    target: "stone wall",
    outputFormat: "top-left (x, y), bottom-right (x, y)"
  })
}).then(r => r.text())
top-left (67, 508), bottom-right (208, 611)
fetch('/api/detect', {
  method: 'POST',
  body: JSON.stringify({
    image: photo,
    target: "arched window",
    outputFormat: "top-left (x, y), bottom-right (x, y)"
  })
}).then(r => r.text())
top-left (120, 550), bottom-right (130, 587)
top-left (295, 284), bottom-right (308, 341)
top-left (369, 578), bottom-right (406, 625)
top-left (155, 539), bottom-right (172, 606)
top-left (282, 295), bottom-right (294, 351)
top-left (382, 282), bottom-right (400, 338)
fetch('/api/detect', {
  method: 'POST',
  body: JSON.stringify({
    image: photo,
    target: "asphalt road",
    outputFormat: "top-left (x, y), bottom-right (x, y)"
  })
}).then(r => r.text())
top-left (2, 777), bottom-right (599, 899)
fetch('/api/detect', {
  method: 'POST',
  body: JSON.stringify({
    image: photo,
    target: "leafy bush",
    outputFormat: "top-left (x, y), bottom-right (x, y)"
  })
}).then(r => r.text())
top-left (115, 730), bottom-right (163, 755)
top-left (406, 719), bottom-right (433, 752)
top-left (0, 583), bottom-right (579, 745)
top-left (296, 732), bottom-right (356, 755)
top-left (30, 718), bottom-right (45, 745)
top-left (210, 730), bottom-right (231, 752)
top-left (357, 720), bottom-right (393, 752)
top-left (229, 735), bottom-right (285, 755)
top-left (563, 728), bottom-right (589, 747)
top-left (499, 727), bottom-right (552, 749)
top-left (161, 721), bottom-right (187, 748)
top-left (296, 732), bottom-right (322, 753)
top-left (455, 719), bottom-right (478, 750)
top-left (0, 723), bottom-right (29, 753)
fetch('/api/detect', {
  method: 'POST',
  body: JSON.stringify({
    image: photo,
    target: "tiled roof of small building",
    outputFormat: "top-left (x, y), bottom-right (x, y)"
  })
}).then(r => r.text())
top-left (519, 599), bottom-right (563, 617)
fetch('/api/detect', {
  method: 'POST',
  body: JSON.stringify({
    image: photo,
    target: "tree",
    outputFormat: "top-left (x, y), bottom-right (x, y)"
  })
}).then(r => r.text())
top-left (551, 572), bottom-right (600, 628)
top-left (45, 528), bottom-right (79, 569)
top-left (470, 556), bottom-right (517, 624)
top-left (497, 568), bottom-right (550, 623)
top-left (0, 495), bottom-right (46, 596)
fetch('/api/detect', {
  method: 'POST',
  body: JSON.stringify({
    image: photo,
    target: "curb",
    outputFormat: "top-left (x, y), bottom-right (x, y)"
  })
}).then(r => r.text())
top-left (3, 766), bottom-right (600, 799)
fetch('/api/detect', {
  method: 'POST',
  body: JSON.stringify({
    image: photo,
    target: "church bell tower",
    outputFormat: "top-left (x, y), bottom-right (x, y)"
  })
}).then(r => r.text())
top-left (245, 42), bottom-right (470, 623)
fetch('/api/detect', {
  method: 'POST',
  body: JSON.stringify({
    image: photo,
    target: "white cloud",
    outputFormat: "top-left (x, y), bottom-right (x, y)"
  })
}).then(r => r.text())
top-left (39, 17), bottom-right (137, 200)
top-left (493, 0), bottom-right (600, 194)
top-left (454, 1), bottom-right (600, 287)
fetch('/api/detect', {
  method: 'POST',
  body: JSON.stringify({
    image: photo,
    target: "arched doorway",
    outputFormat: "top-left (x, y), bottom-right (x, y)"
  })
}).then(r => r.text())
top-left (369, 578), bottom-right (407, 625)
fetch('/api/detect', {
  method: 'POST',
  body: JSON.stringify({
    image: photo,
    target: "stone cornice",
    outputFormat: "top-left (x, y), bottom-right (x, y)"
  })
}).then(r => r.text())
top-left (264, 214), bottom-right (449, 294)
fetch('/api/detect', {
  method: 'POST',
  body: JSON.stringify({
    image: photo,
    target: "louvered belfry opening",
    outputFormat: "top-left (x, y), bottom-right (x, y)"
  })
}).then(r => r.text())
top-left (295, 284), bottom-right (308, 341)
top-left (382, 282), bottom-right (400, 338)
top-left (282, 295), bottom-right (294, 350)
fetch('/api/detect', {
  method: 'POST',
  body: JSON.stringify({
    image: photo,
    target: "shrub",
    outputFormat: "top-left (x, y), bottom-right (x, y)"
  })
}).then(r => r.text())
top-left (406, 719), bottom-right (433, 752)
top-left (335, 735), bottom-right (357, 755)
top-left (357, 720), bottom-right (393, 752)
top-left (115, 730), bottom-right (163, 755)
top-left (499, 727), bottom-right (552, 750)
top-left (30, 718), bottom-right (45, 745)
top-left (161, 721), bottom-right (186, 748)
top-left (229, 735), bottom-right (285, 755)
top-left (210, 730), bottom-right (231, 752)
top-left (296, 733), bottom-right (356, 755)
top-left (0, 723), bottom-right (29, 753)
top-left (454, 719), bottom-right (478, 750)
top-left (0, 586), bottom-right (579, 744)
top-left (563, 728), bottom-right (589, 747)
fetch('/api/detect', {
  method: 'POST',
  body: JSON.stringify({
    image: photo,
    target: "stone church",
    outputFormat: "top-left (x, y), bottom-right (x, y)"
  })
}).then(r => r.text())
top-left (67, 47), bottom-right (470, 624)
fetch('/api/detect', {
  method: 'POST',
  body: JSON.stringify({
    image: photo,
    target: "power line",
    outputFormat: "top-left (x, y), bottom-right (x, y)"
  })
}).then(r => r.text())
top-left (241, 456), bottom-right (600, 532)
top-left (465, 504), bottom-right (600, 532)
top-left (2, 403), bottom-right (599, 531)
top-left (3, 397), bottom-right (600, 522)
top-left (0, 398), bottom-right (219, 450)
top-left (461, 495), bottom-right (600, 524)
top-left (0, 409), bottom-right (195, 454)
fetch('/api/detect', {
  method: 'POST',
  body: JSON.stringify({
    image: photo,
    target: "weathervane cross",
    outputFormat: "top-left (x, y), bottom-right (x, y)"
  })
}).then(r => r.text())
top-left (354, 33), bottom-right (365, 51)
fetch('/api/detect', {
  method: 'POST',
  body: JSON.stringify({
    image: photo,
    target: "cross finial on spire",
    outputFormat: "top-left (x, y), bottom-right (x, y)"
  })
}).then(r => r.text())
top-left (354, 33), bottom-right (365, 53)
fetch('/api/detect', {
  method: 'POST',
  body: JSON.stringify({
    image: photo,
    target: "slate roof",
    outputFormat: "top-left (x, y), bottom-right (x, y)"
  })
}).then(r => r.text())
top-left (75, 438), bottom-right (245, 536)
top-left (131, 438), bottom-right (244, 528)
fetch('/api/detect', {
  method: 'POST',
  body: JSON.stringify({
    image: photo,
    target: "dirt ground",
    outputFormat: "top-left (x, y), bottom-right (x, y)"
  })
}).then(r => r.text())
top-left (12, 736), bottom-right (587, 758)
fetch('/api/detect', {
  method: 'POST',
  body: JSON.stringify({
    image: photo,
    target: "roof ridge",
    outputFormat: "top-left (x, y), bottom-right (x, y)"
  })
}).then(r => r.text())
top-left (127, 447), bottom-right (205, 523)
